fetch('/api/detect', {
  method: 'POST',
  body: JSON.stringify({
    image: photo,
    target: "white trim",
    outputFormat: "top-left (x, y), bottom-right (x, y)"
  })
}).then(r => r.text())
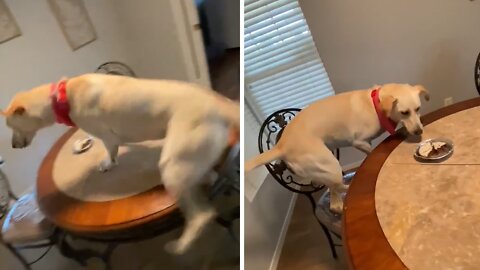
top-left (169, 0), bottom-right (211, 87)
top-left (269, 193), bottom-right (298, 270)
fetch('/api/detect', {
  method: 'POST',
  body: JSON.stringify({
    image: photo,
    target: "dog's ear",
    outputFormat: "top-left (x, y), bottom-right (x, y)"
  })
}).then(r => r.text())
top-left (4, 105), bottom-right (26, 116)
top-left (13, 106), bottom-right (26, 116)
top-left (415, 85), bottom-right (430, 101)
top-left (382, 95), bottom-right (398, 113)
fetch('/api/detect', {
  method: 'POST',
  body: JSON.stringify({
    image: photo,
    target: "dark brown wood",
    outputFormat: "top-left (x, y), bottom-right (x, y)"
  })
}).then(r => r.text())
top-left (343, 97), bottom-right (480, 270)
top-left (37, 128), bottom-right (179, 236)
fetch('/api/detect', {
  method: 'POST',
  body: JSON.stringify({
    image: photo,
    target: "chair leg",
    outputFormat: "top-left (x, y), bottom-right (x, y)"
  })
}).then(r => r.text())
top-left (304, 193), bottom-right (338, 259)
top-left (102, 243), bottom-right (117, 270)
top-left (5, 243), bottom-right (31, 270)
top-left (318, 222), bottom-right (338, 259)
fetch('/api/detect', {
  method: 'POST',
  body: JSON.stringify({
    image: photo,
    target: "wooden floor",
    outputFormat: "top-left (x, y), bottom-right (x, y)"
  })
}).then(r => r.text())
top-left (277, 194), bottom-right (348, 270)
top-left (209, 48), bottom-right (240, 100)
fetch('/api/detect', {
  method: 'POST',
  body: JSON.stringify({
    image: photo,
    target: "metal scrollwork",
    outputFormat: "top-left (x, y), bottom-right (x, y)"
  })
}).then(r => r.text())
top-left (476, 52), bottom-right (480, 95)
top-left (258, 108), bottom-right (324, 194)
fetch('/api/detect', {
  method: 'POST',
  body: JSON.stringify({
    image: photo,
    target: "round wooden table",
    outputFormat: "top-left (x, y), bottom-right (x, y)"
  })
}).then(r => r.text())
top-left (36, 128), bottom-right (179, 239)
top-left (343, 97), bottom-right (480, 270)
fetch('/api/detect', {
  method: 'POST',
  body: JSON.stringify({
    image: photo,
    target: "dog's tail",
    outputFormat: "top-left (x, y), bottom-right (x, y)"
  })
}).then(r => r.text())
top-left (245, 147), bottom-right (283, 172)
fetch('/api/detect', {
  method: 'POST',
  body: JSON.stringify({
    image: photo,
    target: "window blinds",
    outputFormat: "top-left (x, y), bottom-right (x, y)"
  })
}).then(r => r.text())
top-left (244, 0), bottom-right (335, 120)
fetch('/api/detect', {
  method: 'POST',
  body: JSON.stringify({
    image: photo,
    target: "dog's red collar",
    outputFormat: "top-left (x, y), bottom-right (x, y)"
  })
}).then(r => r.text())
top-left (371, 88), bottom-right (396, 135)
top-left (50, 80), bottom-right (75, 127)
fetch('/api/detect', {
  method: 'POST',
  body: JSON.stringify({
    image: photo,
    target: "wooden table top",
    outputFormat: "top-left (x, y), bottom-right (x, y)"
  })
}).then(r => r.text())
top-left (343, 97), bottom-right (480, 270)
top-left (36, 128), bottom-right (179, 237)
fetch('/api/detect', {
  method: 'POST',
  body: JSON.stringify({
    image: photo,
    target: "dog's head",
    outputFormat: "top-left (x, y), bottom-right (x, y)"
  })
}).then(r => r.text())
top-left (1, 93), bottom-right (49, 148)
top-left (381, 84), bottom-right (430, 136)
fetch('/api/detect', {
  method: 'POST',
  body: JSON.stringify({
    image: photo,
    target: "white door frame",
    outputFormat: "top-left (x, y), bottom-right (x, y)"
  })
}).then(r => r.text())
top-left (169, 0), bottom-right (211, 88)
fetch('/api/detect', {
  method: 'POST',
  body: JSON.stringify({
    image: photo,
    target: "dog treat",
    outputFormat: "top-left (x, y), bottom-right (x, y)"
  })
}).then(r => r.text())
top-left (419, 141), bottom-right (449, 158)
top-left (418, 143), bottom-right (433, 157)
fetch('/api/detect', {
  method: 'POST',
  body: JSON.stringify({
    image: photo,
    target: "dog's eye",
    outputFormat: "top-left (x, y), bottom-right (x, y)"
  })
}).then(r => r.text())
top-left (401, 111), bottom-right (410, 116)
top-left (415, 107), bottom-right (420, 112)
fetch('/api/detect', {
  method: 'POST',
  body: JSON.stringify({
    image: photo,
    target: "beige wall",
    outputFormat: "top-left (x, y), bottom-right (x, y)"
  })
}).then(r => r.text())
top-left (299, 0), bottom-right (480, 166)
top-left (0, 0), bottom-right (130, 195)
top-left (245, 175), bottom-right (293, 270)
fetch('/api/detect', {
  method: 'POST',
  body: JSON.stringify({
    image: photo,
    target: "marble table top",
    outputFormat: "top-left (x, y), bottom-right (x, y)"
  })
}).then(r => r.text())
top-left (53, 129), bottom-right (164, 202)
top-left (376, 106), bottom-right (480, 269)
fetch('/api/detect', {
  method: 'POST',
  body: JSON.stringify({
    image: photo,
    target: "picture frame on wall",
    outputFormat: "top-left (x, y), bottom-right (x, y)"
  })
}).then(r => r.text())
top-left (48, 0), bottom-right (96, 51)
top-left (0, 0), bottom-right (21, 44)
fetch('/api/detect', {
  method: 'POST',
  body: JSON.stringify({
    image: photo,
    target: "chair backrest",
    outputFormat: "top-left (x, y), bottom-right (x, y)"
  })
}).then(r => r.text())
top-left (95, 61), bottom-right (136, 77)
top-left (475, 52), bottom-right (480, 95)
top-left (0, 158), bottom-right (15, 218)
top-left (257, 108), bottom-right (324, 194)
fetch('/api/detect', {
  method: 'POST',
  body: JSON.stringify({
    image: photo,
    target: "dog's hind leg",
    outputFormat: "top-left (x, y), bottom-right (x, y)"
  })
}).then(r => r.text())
top-left (297, 141), bottom-right (347, 214)
top-left (159, 117), bottom-right (229, 255)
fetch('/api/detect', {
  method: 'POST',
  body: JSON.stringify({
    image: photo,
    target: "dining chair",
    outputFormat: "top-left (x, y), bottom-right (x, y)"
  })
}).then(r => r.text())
top-left (0, 157), bottom-right (57, 270)
top-left (256, 108), bottom-right (354, 259)
top-left (475, 52), bottom-right (480, 95)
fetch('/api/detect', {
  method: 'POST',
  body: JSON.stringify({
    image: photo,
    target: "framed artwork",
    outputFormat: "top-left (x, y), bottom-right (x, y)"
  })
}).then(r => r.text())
top-left (48, 0), bottom-right (96, 50)
top-left (0, 0), bottom-right (21, 44)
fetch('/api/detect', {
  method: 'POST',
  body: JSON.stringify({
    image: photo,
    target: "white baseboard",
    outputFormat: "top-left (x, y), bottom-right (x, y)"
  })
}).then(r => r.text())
top-left (269, 193), bottom-right (298, 270)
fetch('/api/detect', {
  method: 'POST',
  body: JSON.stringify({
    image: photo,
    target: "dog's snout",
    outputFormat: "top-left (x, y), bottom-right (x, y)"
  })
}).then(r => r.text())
top-left (414, 129), bottom-right (423, 136)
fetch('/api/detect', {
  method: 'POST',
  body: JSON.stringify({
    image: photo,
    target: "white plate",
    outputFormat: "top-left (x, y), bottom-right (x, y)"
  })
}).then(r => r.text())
top-left (73, 137), bottom-right (93, 154)
top-left (414, 138), bottom-right (453, 162)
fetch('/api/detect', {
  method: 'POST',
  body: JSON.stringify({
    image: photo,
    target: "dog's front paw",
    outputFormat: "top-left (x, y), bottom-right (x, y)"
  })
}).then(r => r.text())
top-left (98, 159), bottom-right (117, 172)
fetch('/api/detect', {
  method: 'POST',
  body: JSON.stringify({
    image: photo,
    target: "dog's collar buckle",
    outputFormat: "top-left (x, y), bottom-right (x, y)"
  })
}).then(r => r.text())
top-left (371, 88), bottom-right (396, 135)
top-left (50, 80), bottom-right (76, 127)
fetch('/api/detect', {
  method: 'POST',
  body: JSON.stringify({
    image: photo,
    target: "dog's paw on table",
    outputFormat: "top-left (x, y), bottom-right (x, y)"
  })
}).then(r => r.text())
top-left (97, 159), bottom-right (117, 172)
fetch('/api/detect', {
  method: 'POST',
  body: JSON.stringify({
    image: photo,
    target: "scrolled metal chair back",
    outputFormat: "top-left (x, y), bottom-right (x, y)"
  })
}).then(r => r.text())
top-left (475, 52), bottom-right (480, 95)
top-left (258, 108), bottom-right (324, 194)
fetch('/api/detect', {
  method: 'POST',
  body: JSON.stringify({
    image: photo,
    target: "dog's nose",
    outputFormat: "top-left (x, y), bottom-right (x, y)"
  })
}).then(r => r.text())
top-left (414, 129), bottom-right (423, 135)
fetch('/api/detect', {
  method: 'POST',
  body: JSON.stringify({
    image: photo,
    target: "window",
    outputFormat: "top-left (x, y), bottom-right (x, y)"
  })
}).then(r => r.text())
top-left (244, 0), bottom-right (335, 200)
top-left (244, 0), bottom-right (335, 120)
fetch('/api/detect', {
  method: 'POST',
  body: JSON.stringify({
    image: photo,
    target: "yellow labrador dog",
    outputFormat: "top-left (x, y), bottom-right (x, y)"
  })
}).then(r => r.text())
top-left (245, 83), bottom-right (429, 213)
top-left (2, 73), bottom-right (239, 254)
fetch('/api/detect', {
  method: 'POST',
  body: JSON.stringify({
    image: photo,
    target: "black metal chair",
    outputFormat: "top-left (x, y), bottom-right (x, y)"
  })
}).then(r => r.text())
top-left (475, 52), bottom-right (480, 95)
top-left (257, 108), bottom-right (354, 259)
top-left (0, 157), bottom-right (58, 270)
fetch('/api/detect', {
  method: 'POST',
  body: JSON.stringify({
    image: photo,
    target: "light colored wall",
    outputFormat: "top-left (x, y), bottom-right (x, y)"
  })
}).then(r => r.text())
top-left (299, 0), bottom-right (480, 166)
top-left (245, 175), bottom-right (294, 270)
top-left (0, 0), bottom-right (129, 195)
top-left (113, 0), bottom-right (211, 87)
top-left (113, 0), bottom-right (190, 80)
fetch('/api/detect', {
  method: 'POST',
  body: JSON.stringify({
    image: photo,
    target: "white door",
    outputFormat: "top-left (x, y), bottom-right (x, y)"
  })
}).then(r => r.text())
top-left (115, 0), bottom-right (211, 87)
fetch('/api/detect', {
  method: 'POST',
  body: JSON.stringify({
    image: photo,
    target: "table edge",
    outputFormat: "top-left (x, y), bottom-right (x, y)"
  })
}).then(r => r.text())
top-left (343, 97), bottom-right (480, 270)
top-left (36, 128), bottom-right (179, 235)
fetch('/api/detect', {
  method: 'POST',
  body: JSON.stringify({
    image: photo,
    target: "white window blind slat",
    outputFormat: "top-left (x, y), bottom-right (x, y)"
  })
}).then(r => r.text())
top-left (247, 50), bottom-right (318, 82)
top-left (252, 59), bottom-right (320, 88)
top-left (257, 78), bottom-right (332, 110)
top-left (245, 0), bottom-right (292, 19)
top-left (250, 60), bottom-right (323, 91)
top-left (252, 70), bottom-right (328, 99)
top-left (245, 20), bottom-right (307, 49)
top-left (245, 25), bottom-right (309, 53)
top-left (245, 0), bottom-right (335, 124)
top-left (245, 37), bottom-right (314, 68)
top-left (246, 45), bottom-right (317, 76)
top-left (245, 4), bottom-right (301, 32)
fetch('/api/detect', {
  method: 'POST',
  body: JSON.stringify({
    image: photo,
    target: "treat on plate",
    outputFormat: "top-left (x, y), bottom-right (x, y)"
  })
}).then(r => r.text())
top-left (418, 142), bottom-right (433, 157)
top-left (418, 141), bottom-right (450, 158)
